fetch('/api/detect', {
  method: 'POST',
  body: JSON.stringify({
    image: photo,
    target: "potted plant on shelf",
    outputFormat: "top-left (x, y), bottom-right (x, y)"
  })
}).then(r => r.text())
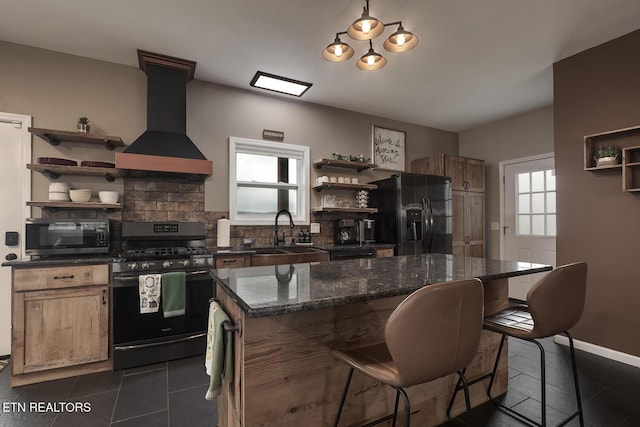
top-left (77, 116), bottom-right (90, 133)
top-left (594, 145), bottom-right (621, 167)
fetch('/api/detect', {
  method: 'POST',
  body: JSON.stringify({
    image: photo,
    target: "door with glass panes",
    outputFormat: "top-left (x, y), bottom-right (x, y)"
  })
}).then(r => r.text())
top-left (503, 155), bottom-right (556, 301)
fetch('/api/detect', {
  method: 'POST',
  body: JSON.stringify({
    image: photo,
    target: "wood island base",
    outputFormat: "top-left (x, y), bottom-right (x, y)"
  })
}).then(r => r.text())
top-left (216, 278), bottom-right (510, 427)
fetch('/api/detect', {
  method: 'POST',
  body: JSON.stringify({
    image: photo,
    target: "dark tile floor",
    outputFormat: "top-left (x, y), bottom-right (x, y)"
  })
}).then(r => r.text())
top-left (1, 337), bottom-right (639, 426)
top-left (0, 356), bottom-right (216, 427)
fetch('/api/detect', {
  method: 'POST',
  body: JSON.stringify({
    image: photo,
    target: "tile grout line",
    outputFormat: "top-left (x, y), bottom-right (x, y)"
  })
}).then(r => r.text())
top-left (109, 369), bottom-right (125, 426)
top-left (110, 408), bottom-right (168, 425)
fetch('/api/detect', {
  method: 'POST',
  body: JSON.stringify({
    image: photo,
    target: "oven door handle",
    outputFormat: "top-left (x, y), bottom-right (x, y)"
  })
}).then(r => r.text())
top-left (114, 332), bottom-right (207, 351)
top-left (113, 270), bottom-right (211, 283)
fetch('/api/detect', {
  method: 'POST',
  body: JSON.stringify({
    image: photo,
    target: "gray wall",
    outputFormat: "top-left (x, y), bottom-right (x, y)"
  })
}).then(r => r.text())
top-left (458, 106), bottom-right (554, 258)
top-left (0, 40), bottom-right (458, 216)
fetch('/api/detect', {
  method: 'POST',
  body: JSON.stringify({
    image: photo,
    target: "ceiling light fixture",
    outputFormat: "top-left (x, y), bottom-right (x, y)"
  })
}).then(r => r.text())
top-left (322, 0), bottom-right (418, 71)
top-left (249, 71), bottom-right (312, 97)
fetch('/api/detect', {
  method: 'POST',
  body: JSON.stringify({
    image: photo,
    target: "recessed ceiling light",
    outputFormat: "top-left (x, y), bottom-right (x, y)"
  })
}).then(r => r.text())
top-left (249, 71), bottom-right (312, 97)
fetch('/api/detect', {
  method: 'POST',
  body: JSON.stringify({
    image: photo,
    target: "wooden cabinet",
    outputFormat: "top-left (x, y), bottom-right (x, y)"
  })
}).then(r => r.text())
top-left (215, 255), bottom-right (249, 269)
top-left (11, 263), bottom-right (111, 386)
top-left (412, 154), bottom-right (485, 257)
top-left (375, 248), bottom-right (394, 258)
top-left (412, 154), bottom-right (484, 192)
top-left (451, 191), bottom-right (485, 257)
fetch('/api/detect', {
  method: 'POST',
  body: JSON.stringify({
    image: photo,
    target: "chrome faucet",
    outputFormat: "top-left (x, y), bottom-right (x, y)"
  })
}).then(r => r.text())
top-left (274, 209), bottom-right (295, 246)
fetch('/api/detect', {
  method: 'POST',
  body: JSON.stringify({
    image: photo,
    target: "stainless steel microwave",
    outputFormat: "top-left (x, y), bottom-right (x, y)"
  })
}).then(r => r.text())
top-left (25, 218), bottom-right (110, 256)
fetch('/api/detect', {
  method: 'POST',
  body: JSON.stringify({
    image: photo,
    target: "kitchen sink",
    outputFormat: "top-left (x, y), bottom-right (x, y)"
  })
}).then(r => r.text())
top-left (251, 246), bottom-right (329, 266)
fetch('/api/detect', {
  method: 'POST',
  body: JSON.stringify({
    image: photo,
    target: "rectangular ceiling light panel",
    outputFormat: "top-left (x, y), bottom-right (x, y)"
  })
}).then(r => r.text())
top-left (250, 71), bottom-right (312, 97)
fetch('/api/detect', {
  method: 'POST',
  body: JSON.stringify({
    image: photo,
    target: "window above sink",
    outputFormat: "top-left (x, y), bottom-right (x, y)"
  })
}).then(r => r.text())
top-left (229, 136), bottom-right (310, 225)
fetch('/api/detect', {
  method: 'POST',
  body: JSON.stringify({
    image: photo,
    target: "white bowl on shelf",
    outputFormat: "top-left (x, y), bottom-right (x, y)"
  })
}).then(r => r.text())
top-left (69, 189), bottom-right (91, 202)
top-left (48, 191), bottom-right (70, 201)
top-left (98, 191), bottom-right (119, 204)
top-left (49, 182), bottom-right (70, 193)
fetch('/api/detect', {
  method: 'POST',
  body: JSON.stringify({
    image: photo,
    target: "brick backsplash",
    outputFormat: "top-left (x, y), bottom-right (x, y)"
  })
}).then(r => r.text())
top-left (42, 176), bottom-right (366, 249)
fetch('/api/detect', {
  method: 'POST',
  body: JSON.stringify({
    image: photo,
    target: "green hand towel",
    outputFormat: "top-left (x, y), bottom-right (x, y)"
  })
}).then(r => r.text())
top-left (205, 301), bottom-right (234, 400)
top-left (161, 272), bottom-right (186, 318)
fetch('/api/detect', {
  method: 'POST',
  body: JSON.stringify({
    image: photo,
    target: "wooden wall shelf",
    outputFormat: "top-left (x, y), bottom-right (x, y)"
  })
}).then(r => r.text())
top-left (29, 127), bottom-right (125, 151)
top-left (584, 125), bottom-right (640, 170)
top-left (312, 207), bottom-right (378, 214)
top-left (313, 158), bottom-right (376, 172)
top-left (27, 201), bottom-right (122, 210)
top-left (313, 182), bottom-right (377, 192)
top-left (27, 164), bottom-right (120, 182)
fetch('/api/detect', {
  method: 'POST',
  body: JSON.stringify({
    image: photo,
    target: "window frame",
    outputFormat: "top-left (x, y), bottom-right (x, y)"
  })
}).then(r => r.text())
top-left (515, 168), bottom-right (556, 237)
top-left (229, 136), bottom-right (310, 226)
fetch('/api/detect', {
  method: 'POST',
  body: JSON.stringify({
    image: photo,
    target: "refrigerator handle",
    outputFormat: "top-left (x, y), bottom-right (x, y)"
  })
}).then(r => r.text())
top-left (423, 197), bottom-right (434, 253)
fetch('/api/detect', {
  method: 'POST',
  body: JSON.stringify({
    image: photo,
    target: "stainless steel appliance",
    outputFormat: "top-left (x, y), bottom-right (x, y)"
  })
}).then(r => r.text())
top-left (334, 219), bottom-right (357, 244)
top-left (25, 218), bottom-right (110, 256)
top-left (330, 247), bottom-right (376, 261)
top-left (355, 219), bottom-right (375, 243)
top-left (370, 173), bottom-right (452, 256)
top-left (112, 221), bottom-right (214, 370)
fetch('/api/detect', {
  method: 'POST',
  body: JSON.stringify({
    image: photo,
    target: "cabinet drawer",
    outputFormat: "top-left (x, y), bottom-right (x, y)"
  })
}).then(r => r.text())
top-left (215, 256), bottom-right (246, 269)
top-left (375, 248), bottom-right (395, 258)
top-left (14, 264), bottom-right (110, 292)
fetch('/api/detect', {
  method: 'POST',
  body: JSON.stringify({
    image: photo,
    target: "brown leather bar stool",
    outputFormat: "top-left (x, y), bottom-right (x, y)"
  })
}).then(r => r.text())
top-left (331, 278), bottom-right (485, 427)
top-left (483, 262), bottom-right (588, 427)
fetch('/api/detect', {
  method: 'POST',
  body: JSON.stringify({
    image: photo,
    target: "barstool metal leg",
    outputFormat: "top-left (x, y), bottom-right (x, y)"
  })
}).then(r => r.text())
top-left (487, 334), bottom-right (507, 398)
top-left (392, 390), bottom-right (401, 427)
top-left (531, 339), bottom-right (546, 427)
top-left (566, 331), bottom-right (585, 427)
top-left (333, 367), bottom-right (354, 427)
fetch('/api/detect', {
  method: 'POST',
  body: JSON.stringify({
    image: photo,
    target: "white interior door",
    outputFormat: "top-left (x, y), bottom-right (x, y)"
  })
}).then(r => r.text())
top-left (502, 154), bottom-right (556, 301)
top-left (0, 112), bottom-right (32, 356)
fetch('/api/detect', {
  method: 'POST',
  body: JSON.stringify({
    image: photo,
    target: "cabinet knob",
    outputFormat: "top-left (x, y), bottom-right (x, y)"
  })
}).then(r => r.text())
top-left (102, 289), bottom-right (108, 305)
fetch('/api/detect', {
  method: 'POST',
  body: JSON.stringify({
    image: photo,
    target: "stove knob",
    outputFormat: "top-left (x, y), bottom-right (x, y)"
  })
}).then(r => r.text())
top-left (181, 260), bottom-right (191, 267)
top-left (163, 261), bottom-right (172, 268)
top-left (192, 259), bottom-right (201, 266)
top-left (141, 262), bottom-right (150, 270)
top-left (128, 262), bottom-right (138, 270)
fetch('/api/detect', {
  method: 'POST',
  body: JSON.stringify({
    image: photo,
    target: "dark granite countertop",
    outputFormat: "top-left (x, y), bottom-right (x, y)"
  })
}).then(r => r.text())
top-left (2, 255), bottom-right (115, 268)
top-left (312, 243), bottom-right (395, 252)
top-left (212, 253), bottom-right (552, 318)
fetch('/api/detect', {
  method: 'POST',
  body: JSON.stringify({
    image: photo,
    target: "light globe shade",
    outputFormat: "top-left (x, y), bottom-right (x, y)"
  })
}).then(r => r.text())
top-left (347, 8), bottom-right (384, 40)
top-left (322, 38), bottom-right (354, 62)
top-left (383, 26), bottom-right (419, 52)
top-left (356, 49), bottom-right (387, 71)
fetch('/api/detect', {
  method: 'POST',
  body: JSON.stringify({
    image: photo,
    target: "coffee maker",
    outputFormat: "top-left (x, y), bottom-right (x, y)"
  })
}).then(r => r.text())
top-left (355, 219), bottom-right (376, 243)
top-left (334, 219), bottom-right (357, 244)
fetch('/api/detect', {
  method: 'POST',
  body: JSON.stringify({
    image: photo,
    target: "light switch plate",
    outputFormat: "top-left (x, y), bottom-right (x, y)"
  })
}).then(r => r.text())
top-left (491, 221), bottom-right (500, 231)
top-left (310, 223), bottom-right (320, 233)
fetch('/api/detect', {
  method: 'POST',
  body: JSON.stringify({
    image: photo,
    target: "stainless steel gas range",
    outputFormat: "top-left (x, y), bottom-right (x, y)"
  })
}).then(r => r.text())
top-left (112, 221), bottom-right (214, 370)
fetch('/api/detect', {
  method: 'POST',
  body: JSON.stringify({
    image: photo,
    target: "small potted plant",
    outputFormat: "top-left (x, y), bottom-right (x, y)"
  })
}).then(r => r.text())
top-left (594, 145), bottom-right (621, 167)
top-left (77, 116), bottom-right (90, 133)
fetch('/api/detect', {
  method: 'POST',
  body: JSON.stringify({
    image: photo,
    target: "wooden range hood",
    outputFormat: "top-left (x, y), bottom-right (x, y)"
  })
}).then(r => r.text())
top-left (115, 50), bottom-right (212, 180)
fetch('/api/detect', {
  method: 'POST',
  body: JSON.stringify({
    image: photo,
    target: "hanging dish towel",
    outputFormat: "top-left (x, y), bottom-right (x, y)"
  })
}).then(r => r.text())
top-left (161, 271), bottom-right (186, 318)
top-left (204, 300), bottom-right (234, 400)
top-left (139, 274), bottom-right (161, 314)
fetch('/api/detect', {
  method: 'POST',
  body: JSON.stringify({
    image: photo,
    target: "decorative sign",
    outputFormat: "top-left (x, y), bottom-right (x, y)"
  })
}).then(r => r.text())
top-left (372, 126), bottom-right (405, 171)
top-left (263, 129), bottom-right (284, 141)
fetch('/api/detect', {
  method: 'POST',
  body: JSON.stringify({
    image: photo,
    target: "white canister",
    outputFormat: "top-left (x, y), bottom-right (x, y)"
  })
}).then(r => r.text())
top-left (217, 218), bottom-right (231, 247)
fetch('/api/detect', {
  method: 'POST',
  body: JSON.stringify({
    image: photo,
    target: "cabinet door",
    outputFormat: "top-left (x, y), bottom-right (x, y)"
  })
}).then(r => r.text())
top-left (445, 155), bottom-right (467, 191)
top-left (451, 191), bottom-right (466, 251)
top-left (13, 286), bottom-right (109, 374)
top-left (465, 158), bottom-right (485, 192)
top-left (215, 256), bottom-right (247, 269)
top-left (411, 156), bottom-right (444, 176)
top-left (465, 192), bottom-right (485, 248)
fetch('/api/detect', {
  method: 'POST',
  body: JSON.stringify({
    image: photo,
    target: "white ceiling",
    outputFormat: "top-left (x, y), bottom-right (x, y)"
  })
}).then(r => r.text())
top-left (2, 0), bottom-right (640, 131)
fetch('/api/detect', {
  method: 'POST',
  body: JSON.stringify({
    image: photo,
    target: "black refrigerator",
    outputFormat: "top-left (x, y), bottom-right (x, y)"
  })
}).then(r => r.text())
top-left (370, 173), bottom-right (452, 256)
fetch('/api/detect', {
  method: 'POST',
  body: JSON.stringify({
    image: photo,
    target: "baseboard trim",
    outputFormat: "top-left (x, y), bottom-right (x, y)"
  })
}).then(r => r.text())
top-left (553, 335), bottom-right (640, 368)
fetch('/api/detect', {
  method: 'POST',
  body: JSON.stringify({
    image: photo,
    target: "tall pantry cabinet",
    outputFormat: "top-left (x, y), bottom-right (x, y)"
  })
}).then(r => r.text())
top-left (411, 154), bottom-right (485, 257)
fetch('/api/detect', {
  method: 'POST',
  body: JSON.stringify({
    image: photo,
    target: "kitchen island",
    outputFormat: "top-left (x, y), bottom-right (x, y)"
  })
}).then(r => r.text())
top-left (212, 254), bottom-right (551, 426)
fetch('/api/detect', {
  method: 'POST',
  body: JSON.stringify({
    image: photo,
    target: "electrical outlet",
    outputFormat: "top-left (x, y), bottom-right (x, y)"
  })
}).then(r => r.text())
top-left (310, 223), bottom-right (320, 233)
